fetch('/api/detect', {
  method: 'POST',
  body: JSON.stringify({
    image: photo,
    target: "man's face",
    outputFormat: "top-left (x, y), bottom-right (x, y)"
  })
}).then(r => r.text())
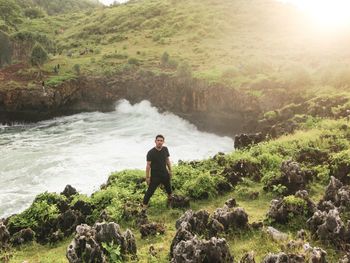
top-left (155, 137), bottom-right (164, 148)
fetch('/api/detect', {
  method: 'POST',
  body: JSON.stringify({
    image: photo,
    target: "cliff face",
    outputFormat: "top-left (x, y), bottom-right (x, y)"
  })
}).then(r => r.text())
top-left (0, 72), bottom-right (262, 136)
top-left (111, 72), bottom-right (261, 135)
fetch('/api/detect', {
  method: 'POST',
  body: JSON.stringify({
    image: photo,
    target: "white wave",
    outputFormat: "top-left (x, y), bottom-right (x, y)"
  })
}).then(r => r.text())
top-left (0, 100), bottom-right (234, 217)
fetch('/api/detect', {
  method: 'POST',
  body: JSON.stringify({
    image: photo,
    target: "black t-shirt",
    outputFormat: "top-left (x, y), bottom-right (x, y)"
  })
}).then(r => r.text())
top-left (147, 146), bottom-right (170, 177)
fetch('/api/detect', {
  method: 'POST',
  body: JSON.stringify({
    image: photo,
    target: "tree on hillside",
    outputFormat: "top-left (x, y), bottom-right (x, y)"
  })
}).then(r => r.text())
top-left (0, 30), bottom-right (12, 68)
top-left (0, 0), bottom-right (22, 29)
top-left (30, 42), bottom-right (48, 67)
top-left (24, 7), bottom-right (46, 19)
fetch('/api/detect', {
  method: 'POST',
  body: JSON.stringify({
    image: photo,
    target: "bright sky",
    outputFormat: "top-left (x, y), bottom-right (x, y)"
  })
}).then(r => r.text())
top-left (279, 0), bottom-right (350, 30)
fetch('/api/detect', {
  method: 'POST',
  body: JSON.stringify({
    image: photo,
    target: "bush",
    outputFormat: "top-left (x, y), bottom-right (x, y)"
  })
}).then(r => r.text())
top-left (30, 42), bottom-right (48, 66)
top-left (160, 51), bottom-right (169, 66)
top-left (73, 64), bottom-right (81, 75)
top-left (182, 172), bottom-right (218, 199)
top-left (128, 57), bottom-right (139, 65)
top-left (176, 61), bottom-right (192, 79)
top-left (8, 200), bottom-right (59, 233)
top-left (24, 7), bottom-right (46, 19)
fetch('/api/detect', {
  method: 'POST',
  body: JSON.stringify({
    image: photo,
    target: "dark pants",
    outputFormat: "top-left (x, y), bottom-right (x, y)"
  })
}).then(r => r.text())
top-left (143, 175), bottom-right (172, 205)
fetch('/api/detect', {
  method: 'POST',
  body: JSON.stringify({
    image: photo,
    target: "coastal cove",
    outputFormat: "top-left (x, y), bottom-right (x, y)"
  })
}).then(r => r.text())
top-left (0, 99), bottom-right (234, 218)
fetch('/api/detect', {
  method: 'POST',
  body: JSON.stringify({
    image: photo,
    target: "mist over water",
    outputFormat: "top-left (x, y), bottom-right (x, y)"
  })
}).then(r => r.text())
top-left (0, 100), bottom-right (234, 218)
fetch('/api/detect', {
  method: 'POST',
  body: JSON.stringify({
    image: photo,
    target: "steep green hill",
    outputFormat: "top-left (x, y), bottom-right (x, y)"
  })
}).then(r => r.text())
top-left (0, 0), bottom-right (101, 32)
top-left (15, 0), bottom-right (101, 15)
top-left (6, 0), bottom-right (348, 98)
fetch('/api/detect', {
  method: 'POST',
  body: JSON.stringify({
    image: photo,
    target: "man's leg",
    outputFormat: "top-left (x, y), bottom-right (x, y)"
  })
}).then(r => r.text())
top-left (143, 177), bottom-right (160, 206)
top-left (161, 174), bottom-right (173, 203)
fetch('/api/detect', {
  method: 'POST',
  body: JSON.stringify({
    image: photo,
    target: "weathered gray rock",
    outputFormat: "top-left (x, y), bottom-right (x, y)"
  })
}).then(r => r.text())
top-left (57, 209), bottom-right (84, 236)
top-left (175, 210), bottom-right (209, 235)
top-left (240, 251), bottom-right (256, 263)
top-left (261, 252), bottom-right (304, 263)
top-left (208, 218), bottom-right (225, 237)
top-left (321, 177), bottom-right (350, 209)
top-left (140, 222), bottom-right (165, 238)
top-left (73, 199), bottom-right (93, 216)
top-left (168, 194), bottom-right (190, 209)
top-left (10, 228), bottom-right (35, 246)
top-left (61, 185), bottom-right (77, 198)
top-left (339, 253), bottom-right (350, 263)
top-left (267, 160), bottom-right (313, 195)
top-left (66, 222), bottom-right (137, 263)
top-left (266, 226), bottom-right (288, 242)
top-left (212, 206), bottom-right (248, 231)
top-left (225, 198), bottom-right (237, 208)
top-left (0, 221), bottom-right (10, 248)
top-left (307, 208), bottom-right (346, 247)
top-left (296, 229), bottom-right (307, 240)
top-left (267, 191), bottom-right (316, 224)
top-left (171, 236), bottom-right (234, 263)
top-left (307, 247), bottom-right (327, 263)
top-left (170, 222), bottom-right (194, 258)
top-left (234, 133), bottom-right (265, 149)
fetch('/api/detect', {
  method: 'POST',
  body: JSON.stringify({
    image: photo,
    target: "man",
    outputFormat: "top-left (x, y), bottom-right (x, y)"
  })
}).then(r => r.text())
top-left (142, 134), bottom-right (172, 208)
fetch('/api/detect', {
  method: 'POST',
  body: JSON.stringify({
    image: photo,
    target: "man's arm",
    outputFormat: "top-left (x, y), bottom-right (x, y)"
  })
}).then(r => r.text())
top-left (146, 161), bottom-right (151, 185)
top-left (166, 157), bottom-right (172, 177)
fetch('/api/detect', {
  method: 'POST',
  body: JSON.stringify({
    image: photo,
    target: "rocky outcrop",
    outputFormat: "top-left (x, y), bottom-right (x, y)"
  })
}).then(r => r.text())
top-left (175, 210), bottom-right (210, 235)
top-left (10, 228), bottom-right (35, 246)
top-left (168, 194), bottom-right (190, 209)
top-left (212, 206), bottom-right (249, 232)
top-left (266, 160), bottom-right (313, 195)
top-left (170, 200), bottom-right (249, 261)
top-left (307, 208), bottom-right (347, 248)
top-left (61, 185), bottom-right (78, 198)
top-left (66, 222), bottom-right (137, 263)
top-left (267, 190), bottom-right (316, 224)
top-left (0, 221), bottom-right (10, 249)
top-left (262, 252), bottom-right (304, 263)
top-left (171, 236), bottom-right (234, 263)
top-left (320, 176), bottom-right (350, 210)
top-left (234, 132), bottom-right (266, 149)
top-left (240, 251), bottom-right (256, 263)
top-left (140, 222), bottom-right (165, 238)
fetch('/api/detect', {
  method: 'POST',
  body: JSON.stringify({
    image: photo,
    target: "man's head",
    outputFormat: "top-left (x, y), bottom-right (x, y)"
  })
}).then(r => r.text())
top-left (155, 134), bottom-right (165, 149)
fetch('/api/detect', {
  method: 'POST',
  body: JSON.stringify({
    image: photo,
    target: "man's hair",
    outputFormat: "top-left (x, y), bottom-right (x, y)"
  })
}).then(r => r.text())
top-left (155, 134), bottom-right (165, 140)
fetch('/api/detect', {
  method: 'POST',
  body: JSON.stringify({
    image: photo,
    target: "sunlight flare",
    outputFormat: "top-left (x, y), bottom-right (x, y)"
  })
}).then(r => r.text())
top-left (279, 0), bottom-right (350, 30)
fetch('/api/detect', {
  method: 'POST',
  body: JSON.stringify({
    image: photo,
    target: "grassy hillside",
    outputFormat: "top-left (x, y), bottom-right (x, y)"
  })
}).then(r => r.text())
top-left (1, 0), bottom-right (348, 101)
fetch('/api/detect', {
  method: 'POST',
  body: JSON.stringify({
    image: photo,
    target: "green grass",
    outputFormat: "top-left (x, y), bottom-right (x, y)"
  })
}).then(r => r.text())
top-left (6, 0), bottom-right (348, 93)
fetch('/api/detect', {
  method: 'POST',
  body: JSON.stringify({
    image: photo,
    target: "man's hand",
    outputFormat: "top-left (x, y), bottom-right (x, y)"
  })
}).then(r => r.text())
top-left (168, 171), bottom-right (172, 178)
top-left (146, 177), bottom-right (150, 185)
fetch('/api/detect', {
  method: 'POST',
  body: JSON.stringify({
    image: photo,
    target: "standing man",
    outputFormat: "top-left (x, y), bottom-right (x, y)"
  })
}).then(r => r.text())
top-left (142, 134), bottom-right (172, 208)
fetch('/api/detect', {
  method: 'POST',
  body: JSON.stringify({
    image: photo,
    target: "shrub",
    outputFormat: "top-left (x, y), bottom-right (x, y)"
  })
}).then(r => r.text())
top-left (102, 242), bottom-right (123, 263)
top-left (182, 172), bottom-right (218, 199)
top-left (160, 51), bottom-right (169, 66)
top-left (30, 42), bottom-right (48, 66)
top-left (8, 200), bottom-right (59, 233)
top-left (73, 64), bottom-right (81, 75)
top-left (24, 7), bottom-right (46, 19)
top-left (34, 192), bottom-right (67, 205)
top-left (263, 110), bottom-right (278, 120)
top-left (176, 61), bottom-right (192, 79)
top-left (128, 57), bottom-right (139, 65)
